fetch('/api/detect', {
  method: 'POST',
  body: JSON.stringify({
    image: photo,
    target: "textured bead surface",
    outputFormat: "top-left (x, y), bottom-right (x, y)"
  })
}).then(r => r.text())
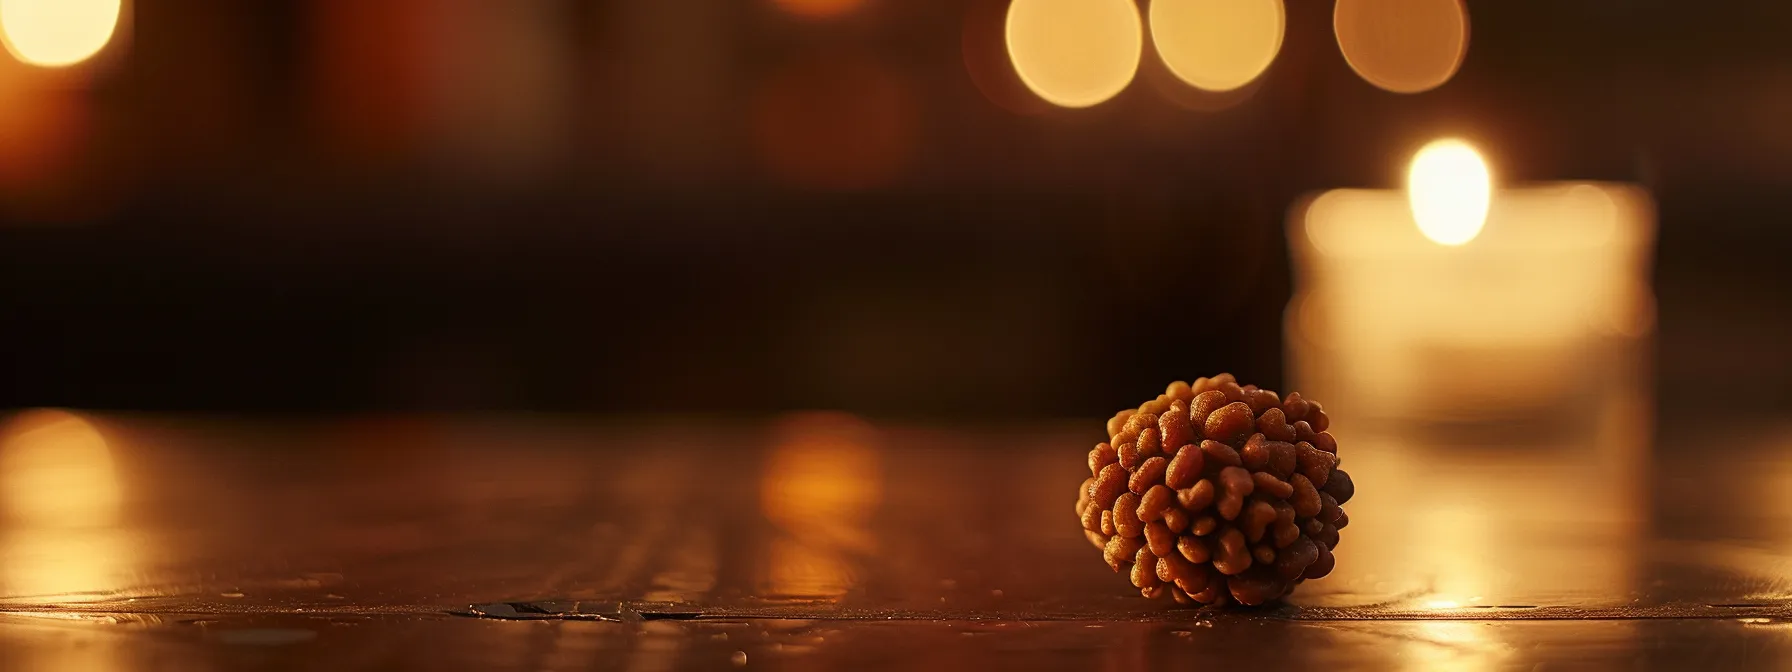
top-left (1076, 374), bottom-right (1350, 607)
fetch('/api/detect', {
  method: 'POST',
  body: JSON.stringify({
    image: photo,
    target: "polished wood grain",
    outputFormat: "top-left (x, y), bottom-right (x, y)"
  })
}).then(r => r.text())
top-left (0, 405), bottom-right (1788, 669)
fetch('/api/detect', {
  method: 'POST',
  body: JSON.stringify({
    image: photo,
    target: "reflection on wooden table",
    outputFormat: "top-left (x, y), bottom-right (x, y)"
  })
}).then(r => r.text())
top-left (0, 397), bottom-right (1788, 669)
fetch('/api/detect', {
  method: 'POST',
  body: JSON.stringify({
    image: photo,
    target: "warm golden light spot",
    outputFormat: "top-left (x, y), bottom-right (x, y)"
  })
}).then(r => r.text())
top-left (774, 0), bottom-right (862, 20)
top-left (1, 409), bottom-right (119, 527)
top-left (1403, 620), bottom-right (1496, 672)
top-left (1136, 28), bottom-right (1264, 112)
top-left (3, 528), bottom-right (132, 602)
top-left (1334, 0), bottom-right (1468, 94)
top-left (761, 413), bottom-right (881, 548)
top-left (1005, 0), bottom-right (1142, 108)
top-left (765, 538), bottom-right (854, 600)
top-left (1, 410), bottom-right (135, 604)
top-left (760, 413), bottom-right (882, 599)
top-left (0, 0), bottom-right (121, 68)
top-left (1408, 139), bottom-right (1491, 246)
top-left (1148, 0), bottom-right (1283, 92)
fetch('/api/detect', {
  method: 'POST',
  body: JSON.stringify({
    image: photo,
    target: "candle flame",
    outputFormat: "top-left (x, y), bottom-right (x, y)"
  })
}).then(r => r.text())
top-left (1407, 138), bottom-right (1491, 246)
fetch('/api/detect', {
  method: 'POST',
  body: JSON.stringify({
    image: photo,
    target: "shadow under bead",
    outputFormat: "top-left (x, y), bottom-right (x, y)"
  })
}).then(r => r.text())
top-left (1077, 374), bottom-right (1352, 607)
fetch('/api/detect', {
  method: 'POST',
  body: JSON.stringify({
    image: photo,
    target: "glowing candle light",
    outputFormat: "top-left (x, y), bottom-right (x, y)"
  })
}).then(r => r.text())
top-left (1407, 139), bottom-right (1492, 246)
top-left (1287, 140), bottom-right (1655, 423)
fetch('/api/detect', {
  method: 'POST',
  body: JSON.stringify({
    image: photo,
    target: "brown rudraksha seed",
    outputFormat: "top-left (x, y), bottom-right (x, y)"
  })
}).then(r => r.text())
top-left (1075, 374), bottom-right (1353, 606)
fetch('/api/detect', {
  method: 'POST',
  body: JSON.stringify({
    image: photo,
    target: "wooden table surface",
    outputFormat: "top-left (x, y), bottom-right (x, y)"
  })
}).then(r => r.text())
top-left (1, 405), bottom-right (1790, 670)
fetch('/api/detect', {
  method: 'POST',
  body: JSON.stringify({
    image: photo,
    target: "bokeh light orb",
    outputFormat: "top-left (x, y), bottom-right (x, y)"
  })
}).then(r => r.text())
top-left (0, 410), bottom-right (119, 526)
top-left (0, 0), bottom-right (121, 68)
top-left (1407, 139), bottom-right (1491, 246)
top-left (1334, 0), bottom-right (1468, 94)
top-left (1005, 0), bottom-right (1142, 108)
top-left (1148, 0), bottom-right (1283, 92)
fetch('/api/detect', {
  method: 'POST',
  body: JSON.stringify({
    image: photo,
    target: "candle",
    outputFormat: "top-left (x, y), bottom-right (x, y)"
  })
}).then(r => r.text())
top-left (1286, 140), bottom-right (1656, 425)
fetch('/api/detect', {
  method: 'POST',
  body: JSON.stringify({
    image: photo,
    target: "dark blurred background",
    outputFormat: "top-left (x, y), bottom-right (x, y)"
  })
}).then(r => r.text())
top-left (0, 0), bottom-right (1787, 417)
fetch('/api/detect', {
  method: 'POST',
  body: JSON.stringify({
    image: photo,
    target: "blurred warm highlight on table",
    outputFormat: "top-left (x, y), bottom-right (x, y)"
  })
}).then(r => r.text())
top-left (0, 399), bottom-right (1786, 667)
